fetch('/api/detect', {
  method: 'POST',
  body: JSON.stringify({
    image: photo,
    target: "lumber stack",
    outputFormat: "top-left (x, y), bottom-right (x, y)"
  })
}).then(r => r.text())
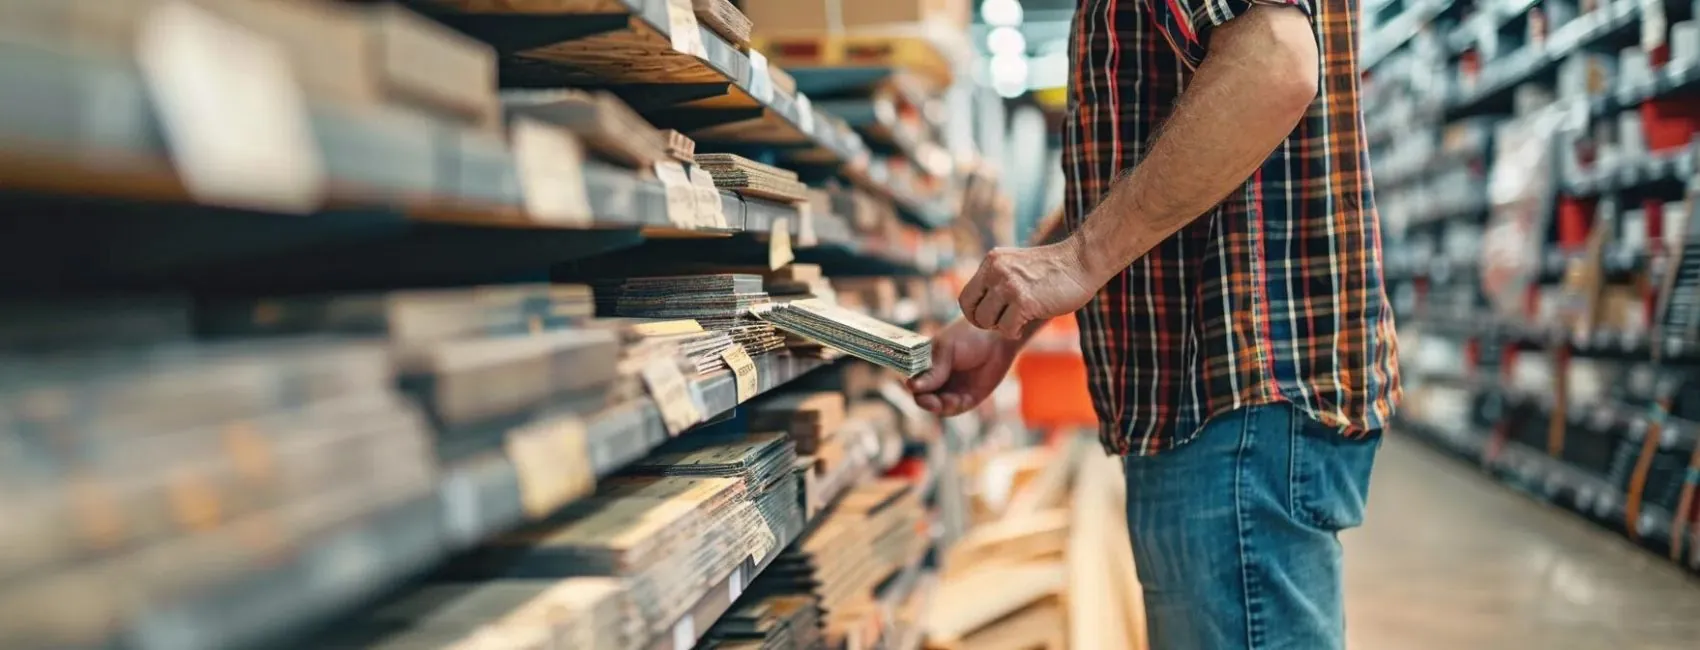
top-left (924, 436), bottom-right (1150, 650)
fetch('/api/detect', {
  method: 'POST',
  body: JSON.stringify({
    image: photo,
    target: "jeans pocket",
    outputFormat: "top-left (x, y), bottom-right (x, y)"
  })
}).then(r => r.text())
top-left (1290, 421), bottom-right (1381, 531)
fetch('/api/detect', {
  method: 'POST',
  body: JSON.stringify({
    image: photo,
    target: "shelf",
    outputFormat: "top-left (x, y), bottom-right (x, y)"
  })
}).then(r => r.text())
top-left (402, 0), bottom-right (865, 164)
top-left (636, 495), bottom-right (802, 650)
top-left (0, 39), bottom-right (942, 293)
top-left (1361, 0), bottom-right (1458, 70)
top-left (112, 352), bottom-right (829, 650)
top-left (1588, 60), bottom-right (1700, 119)
top-left (1397, 420), bottom-right (1685, 544)
top-left (1412, 317), bottom-right (1670, 360)
top-left (1443, 0), bottom-right (1642, 120)
top-left (1562, 145), bottom-right (1697, 198)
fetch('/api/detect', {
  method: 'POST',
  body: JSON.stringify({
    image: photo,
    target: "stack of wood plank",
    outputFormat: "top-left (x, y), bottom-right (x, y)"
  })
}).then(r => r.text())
top-left (694, 154), bottom-right (811, 203)
top-left (924, 437), bottom-right (1149, 650)
top-left (755, 479), bottom-right (926, 647)
top-left (0, 340), bottom-right (437, 649)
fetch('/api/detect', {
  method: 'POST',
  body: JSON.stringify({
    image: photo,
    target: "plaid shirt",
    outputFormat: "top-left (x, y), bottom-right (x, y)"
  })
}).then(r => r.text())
top-left (1062, 0), bottom-right (1401, 455)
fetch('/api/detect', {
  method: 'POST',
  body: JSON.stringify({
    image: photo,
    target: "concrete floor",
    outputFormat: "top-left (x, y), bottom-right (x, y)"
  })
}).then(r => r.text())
top-left (1343, 435), bottom-right (1700, 649)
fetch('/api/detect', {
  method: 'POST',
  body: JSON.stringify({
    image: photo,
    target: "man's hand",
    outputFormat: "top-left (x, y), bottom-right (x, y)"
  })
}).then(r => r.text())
top-left (906, 319), bottom-right (1024, 416)
top-left (959, 236), bottom-right (1104, 340)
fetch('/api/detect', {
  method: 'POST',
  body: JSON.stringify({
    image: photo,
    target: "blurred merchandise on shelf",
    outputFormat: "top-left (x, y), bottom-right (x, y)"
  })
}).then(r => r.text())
top-left (0, 0), bottom-right (1073, 647)
top-left (1368, 0), bottom-right (1700, 571)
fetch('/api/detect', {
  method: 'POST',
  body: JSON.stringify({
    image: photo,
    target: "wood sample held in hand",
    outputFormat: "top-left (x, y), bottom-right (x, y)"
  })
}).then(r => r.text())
top-left (752, 299), bottom-right (931, 376)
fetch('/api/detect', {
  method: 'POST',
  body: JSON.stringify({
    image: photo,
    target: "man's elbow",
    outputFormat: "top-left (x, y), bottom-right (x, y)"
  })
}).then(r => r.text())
top-left (1259, 9), bottom-right (1321, 118)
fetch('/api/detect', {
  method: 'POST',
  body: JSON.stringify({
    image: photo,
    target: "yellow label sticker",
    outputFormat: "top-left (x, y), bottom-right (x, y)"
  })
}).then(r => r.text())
top-left (769, 217), bottom-right (794, 269)
top-left (643, 357), bottom-right (702, 434)
top-left (687, 163), bottom-right (728, 228)
top-left (632, 319), bottom-right (705, 336)
top-left (721, 344), bottom-right (759, 403)
top-left (505, 415), bottom-right (593, 518)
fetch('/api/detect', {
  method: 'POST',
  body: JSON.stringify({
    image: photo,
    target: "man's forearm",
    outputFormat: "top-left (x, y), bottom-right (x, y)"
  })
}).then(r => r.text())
top-left (1073, 5), bottom-right (1320, 280)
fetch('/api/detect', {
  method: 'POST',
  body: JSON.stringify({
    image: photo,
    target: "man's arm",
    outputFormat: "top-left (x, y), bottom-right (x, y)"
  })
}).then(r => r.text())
top-left (960, 4), bottom-right (1319, 339)
top-left (1072, 4), bottom-right (1319, 280)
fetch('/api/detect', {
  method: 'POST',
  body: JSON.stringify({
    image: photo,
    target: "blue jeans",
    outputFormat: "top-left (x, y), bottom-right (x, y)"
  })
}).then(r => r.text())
top-left (1123, 404), bottom-right (1379, 650)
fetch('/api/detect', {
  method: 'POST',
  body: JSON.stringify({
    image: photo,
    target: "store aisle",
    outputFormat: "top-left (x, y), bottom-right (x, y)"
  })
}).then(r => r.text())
top-left (1343, 435), bottom-right (1700, 650)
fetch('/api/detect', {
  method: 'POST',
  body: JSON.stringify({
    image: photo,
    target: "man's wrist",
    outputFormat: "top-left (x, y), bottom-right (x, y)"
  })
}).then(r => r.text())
top-left (1064, 228), bottom-right (1121, 286)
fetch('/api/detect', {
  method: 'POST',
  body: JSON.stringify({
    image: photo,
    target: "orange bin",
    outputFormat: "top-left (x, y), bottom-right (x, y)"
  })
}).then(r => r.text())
top-left (1013, 314), bottom-right (1098, 431)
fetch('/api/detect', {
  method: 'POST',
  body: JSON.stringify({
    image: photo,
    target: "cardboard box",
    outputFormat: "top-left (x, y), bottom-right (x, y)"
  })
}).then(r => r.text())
top-left (358, 4), bottom-right (501, 132)
top-left (741, 0), bottom-right (969, 34)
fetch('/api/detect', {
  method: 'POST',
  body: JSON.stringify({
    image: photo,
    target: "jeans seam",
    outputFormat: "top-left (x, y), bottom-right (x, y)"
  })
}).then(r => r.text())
top-left (1236, 411), bottom-right (1265, 649)
top-left (1290, 417), bottom-right (1336, 530)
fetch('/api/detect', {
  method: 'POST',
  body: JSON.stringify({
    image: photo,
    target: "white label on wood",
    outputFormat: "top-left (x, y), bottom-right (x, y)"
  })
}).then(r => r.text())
top-left (655, 161), bottom-right (697, 227)
top-left (138, 1), bottom-right (323, 213)
top-left (513, 118), bottom-right (593, 225)
top-left (667, 0), bottom-right (707, 58)
top-left (505, 416), bottom-right (593, 518)
top-left (687, 163), bottom-right (728, 228)
top-left (769, 217), bottom-right (794, 269)
top-left (749, 50), bottom-right (775, 104)
top-left (643, 358), bottom-right (701, 435)
top-left (721, 344), bottom-right (759, 402)
top-left (728, 565), bottom-right (745, 601)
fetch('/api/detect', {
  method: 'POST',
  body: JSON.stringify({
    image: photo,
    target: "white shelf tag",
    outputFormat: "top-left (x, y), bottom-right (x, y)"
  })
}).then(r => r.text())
top-left (671, 615), bottom-right (696, 650)
top-left (655, 161), bottom-right (697, 227)
top-left (138, 1), bottom-right (323, 213)
top-left (796, 94), bottom-right (816, 134)
top-left (666, 0), bottom-right (707, 58)
top-left (749, 50), bottom-right (775, 104)
top-left (513, 119), bottom-right (593, 225)
top-left (729, 565), bottom-right (745, 602)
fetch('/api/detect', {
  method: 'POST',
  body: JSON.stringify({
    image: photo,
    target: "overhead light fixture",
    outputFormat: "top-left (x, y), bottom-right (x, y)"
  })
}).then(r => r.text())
top-left (982, 0), bottom-right (1024, 28)
top-left (986, 26), bottom-right (1026, 57)
top-left (990, 52), bottom-right (1029, 97)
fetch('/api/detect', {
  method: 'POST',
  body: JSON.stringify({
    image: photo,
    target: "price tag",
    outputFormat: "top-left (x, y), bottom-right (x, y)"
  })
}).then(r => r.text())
top-left (769, 217), bottom-right (795, 269)
top-left (796, 94), bottom-right (816, 134)
top-left (796, 200), bottom-right (818, 247)
top-left (643, 358), bottom-right (701, 435)
top-left (654, 161), bottom-right (697, 227)
top-left (633, 319), bottom-right (705, 336)
top-left (671, 615), bottom-right (696, 650)
top-left (513, 118), bottom-right (593, 225)
top-left (749, 50), bottom-right (776, 104)
top-left (721, 344), bottom-right (759, 403)
top-left (687, 163), bottom-right (728, 228)
top-left (504, 416), bottom-right (593, 518)
top-left (138, 1), bottom-right (323, 213)
top-left (666, 0), bottom-right (707, 58)
top-left (441, 467), bottom-right (481, 545)
top-left (1641, 0), bottom-right (1667, 51)
top-left (728, 564), bottom-right (746, 601)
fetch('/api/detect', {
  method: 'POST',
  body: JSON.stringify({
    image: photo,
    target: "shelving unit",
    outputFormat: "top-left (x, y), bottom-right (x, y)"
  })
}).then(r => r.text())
top-left (1369, 0), bottom-right (1700, 570)
top-left (0, 0), bottom-right (1003, 648)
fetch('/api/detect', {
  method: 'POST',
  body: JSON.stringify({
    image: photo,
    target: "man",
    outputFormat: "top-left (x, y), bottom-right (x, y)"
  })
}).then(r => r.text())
top-left (908, 0), bottom-right (1399, 647)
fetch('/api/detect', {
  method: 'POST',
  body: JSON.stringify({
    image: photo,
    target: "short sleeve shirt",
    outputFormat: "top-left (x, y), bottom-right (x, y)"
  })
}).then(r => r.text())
top-left (1062, 0), bottom-right (1402, 455)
